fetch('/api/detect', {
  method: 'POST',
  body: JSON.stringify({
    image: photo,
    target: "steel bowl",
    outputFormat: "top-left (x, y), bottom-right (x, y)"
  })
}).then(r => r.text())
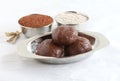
top-left (20, 24), bottom-right (52, 38)
top-left (55, 11), bottom-right (89, 30)
top-left (17, 31), bottom-right (109, 64)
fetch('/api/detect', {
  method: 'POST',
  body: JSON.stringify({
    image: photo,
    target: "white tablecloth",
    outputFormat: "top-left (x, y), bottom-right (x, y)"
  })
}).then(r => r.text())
top-left (0, 0), bottom-right (120, 81)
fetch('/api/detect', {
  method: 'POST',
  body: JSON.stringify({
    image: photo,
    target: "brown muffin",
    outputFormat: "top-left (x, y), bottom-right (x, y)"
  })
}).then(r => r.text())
top-left (36, 39), bottom-right (63, 57)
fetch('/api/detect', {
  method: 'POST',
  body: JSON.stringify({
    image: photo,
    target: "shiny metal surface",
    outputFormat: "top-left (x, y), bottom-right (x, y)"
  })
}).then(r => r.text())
top-left (17, 31), bottom-right (109, 64)
top-left (55, 11), bottom-right (89, 30)
top-left (20, 24), bottom-right (52, 38)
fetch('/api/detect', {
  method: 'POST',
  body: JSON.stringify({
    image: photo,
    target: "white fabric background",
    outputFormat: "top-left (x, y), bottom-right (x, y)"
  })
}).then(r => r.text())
top-left (0, 0), bottom-right (120, 81)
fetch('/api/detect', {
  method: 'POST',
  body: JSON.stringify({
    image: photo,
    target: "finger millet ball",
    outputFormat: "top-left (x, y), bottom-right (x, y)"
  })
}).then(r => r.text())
top-left (66, 37), bottom-right (92, 56)
top-left (36, 39), bottom-right (63, 57)
top-left (52, 26), bottom-right (78, 45)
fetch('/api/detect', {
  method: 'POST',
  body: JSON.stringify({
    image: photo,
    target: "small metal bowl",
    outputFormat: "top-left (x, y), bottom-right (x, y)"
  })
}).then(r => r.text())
top-left (18, 14), bottom-right (53, 38)
top-left (17, 31), bottom-right (109, 64)
top-left (20, 24), bottom-right (52, 38)
top-left (55, 11), bottom-right (89, 30)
